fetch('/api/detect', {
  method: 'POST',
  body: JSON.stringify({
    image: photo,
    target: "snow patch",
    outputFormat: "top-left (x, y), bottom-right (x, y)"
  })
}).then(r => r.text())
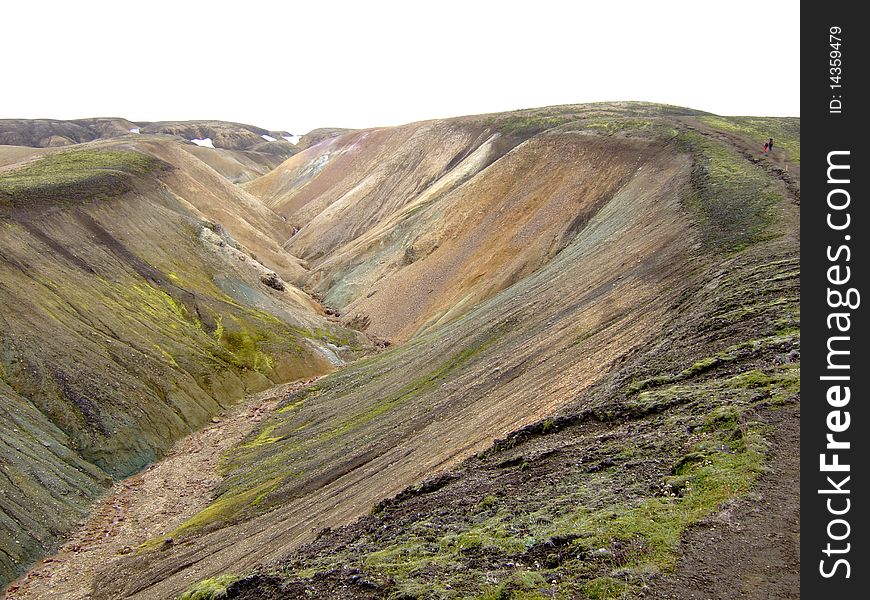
top-left (190, 137), bottom-right (215, 149)
top-left (129, 128), bottom-right (140, 134)
top-left (261, 134), bottom-right (277, 142)
top-left (283, 135), bottom-right (301, 145)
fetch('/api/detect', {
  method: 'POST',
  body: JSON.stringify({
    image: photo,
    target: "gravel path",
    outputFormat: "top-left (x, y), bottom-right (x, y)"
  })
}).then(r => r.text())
top-left (4, 378), bottom-right (320, 600)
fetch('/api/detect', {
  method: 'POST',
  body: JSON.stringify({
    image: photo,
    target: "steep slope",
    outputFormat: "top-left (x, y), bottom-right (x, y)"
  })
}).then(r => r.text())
top-left (183, 145), bottom-right (299, 184)
top-left (126, 137), bottom-right (310, 284)
top-left (0, 143), bottom-right (370, 588)
top-left (245, 103), bottom-right (711, 342)
top-left (80, 104), bottom-right (800, 599)
top-left (295, 128), bottom-right (356, 151)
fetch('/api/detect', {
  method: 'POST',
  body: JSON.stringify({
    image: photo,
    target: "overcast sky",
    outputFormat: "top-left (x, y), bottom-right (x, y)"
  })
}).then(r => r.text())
top-left (2, 1), bottom-right (800, 134)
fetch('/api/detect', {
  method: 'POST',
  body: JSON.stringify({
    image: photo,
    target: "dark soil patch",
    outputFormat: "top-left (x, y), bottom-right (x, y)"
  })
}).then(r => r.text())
top-left (640, 404), bottom-right (800, 599)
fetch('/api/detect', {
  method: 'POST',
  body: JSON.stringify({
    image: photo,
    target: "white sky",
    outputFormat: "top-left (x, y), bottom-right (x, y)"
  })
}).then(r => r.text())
top-left (1, 0), bottom-right (800, 134)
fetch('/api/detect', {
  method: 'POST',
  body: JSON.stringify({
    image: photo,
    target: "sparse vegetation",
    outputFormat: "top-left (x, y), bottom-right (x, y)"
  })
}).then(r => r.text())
top-left (678, 131), bottom-right (782, 253)
top-left (486, 114), bottom-right (577, 136)
top-left (178, 574), bottom-right (240, 600)
top-left (0, 149), bottom-right (164, 205)
top-left (699, 115), bottom-right (800, 163)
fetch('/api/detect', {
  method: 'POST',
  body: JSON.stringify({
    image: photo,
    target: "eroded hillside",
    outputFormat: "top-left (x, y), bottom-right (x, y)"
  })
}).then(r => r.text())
top-left (1, 103), bottom-right (799, 600)
top-left (0, 139), bottom-right (369, 589)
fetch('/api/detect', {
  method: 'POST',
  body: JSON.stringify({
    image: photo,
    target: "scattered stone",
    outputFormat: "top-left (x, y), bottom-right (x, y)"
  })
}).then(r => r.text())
top-left (261, 272), bottom-right (286, 291)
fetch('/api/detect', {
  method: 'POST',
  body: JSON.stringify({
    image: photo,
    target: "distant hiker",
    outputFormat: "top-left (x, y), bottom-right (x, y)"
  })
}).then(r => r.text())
top-left (763, 141), bottom-right (770, 153)
top-left (768, 138), bottom-right (774, 151)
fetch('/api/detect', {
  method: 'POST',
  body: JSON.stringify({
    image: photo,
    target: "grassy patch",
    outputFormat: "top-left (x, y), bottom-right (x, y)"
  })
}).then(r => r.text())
top-left (573, 117), bottom-right (678, 140)
top-left (332, 392), bottom-right (771, 596)
top-left (179, 574), bottom-right (240, 600)
top-left (158, 477), bottom-right (282, 541)
top-left (221, 326), bottom-right (275, 373)
top-left (0, 149), bottom-right (163, 205)
top-left (239, 423), bottom-right (283, 448)
top-left (678, 131), bottom-right (782, 253)
top-left (485, 114), bottom-right (577, 136)
top-left (699, 115), bottom-right (800, 163)
top-left (581, 577), bottom-right (627, 599)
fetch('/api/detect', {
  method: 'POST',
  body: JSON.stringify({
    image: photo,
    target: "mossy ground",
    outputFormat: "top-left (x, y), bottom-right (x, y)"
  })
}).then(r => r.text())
top-left (479, 102), bottom-right (706, 140)
top-left (0, 149), bottom-right (165, 206)
top-left (253, 349), bottom-right (795, 598)
top-left (160, 327), bottom-right (505, 541)
top-left (220, 226), bottom-right (799, 597)
top-left (698, 116), bottom-right (800, 163)
top-left (179, 574), bottom-right (240, 600)
top-left (677, 131), bottom-right (782, 253)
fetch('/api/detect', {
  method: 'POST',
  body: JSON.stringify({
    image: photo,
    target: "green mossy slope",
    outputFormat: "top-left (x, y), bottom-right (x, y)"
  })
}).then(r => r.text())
top-left (0, 145), bottom-right (369, 589)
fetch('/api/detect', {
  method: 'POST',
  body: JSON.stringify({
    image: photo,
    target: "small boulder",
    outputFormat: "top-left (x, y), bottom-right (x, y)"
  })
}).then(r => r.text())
top-left (261, 272), bottom-right (285, 291)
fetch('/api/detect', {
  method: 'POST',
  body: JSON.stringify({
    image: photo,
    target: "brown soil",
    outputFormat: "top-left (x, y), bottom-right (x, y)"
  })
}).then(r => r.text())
top-left (3, 378), bottom-right (320, 600)
top-left (641, 404), bottom-right (800, 599)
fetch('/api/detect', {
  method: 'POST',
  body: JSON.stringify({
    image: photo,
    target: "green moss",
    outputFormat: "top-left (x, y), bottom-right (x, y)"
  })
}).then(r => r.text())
top-left (240, 423), bottom-right (283, 448)
top-left (164, 476), bottom-right (282, 540)
top-left (581, 577), bottom-right (627, 599)
top-left (153, 344), bottom-right (179, 368)
top-left (276, 397), bottom-right (307, 414)
top-left (300, 326), bottom-right (362, 350)
top-left (531, 417), bottom-right (766, 584)
top-left (178, 574), bottom-right (240, 600)
top-left (683, 356), bottom-right (718, 376)
top-left (478, 583), bottom-right (510, 600)
top-left (286, 340), bottom-right (792, 596)
top-left (221, 327), bottom-right (275, 373)
top-left (477, 495), bottom-right (499, 510)
top-left (486, 114), bottom-right (577, 136)
top-left (575, 117), bottom-right (678, 140)
top-left (628, 325), bottom-right (799, 397)
top-left (513, 570), bottom-right (547, 589)
top-left (213, 316), bottom-right (225, 342)
top-left (0, 149), bottom-right (163, 205)
top-left (699, 115), bottom-right (800, 163)
top-left (678, 131), bottom-right (782, 253)
top-left (130, 283), bottom-right (189, 322)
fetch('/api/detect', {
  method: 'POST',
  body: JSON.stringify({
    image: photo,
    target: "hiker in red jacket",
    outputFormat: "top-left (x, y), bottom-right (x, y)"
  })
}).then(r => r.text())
top-left (763, 141), bottom-right (770, 153)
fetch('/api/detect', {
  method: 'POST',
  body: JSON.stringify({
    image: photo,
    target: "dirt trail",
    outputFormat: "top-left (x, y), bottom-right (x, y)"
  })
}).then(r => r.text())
top-left (678, 116), bottom-right (801, 204)
top-left (3, 378), bottom-right (320, 600)
top-left (642, 403), bottom-right (800, 599)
